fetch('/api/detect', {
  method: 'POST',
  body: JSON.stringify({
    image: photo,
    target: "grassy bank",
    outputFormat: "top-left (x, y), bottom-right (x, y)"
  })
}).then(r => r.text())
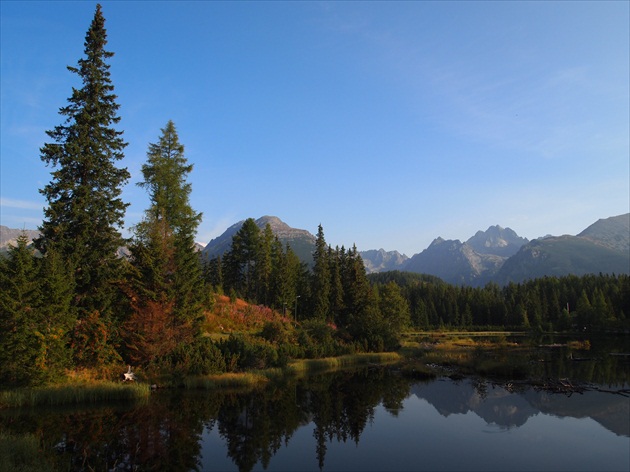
top-left (285, 352), bottom-right (401, 374)
top-left (0, 381), bottom-right (150, 409)
top-left (182, 352), bottom-right (402, 390)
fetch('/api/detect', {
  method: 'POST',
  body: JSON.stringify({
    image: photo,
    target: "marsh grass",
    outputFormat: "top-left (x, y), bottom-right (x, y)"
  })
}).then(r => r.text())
top-left (183, 372), bottom-right (269, 390)
top-left (0, 432), bottom-right (51, 472)
top-left (0, 382), bottom-right (150, 409)
top-left (403, 334), bottom-right (531, 379)
top-left (286, 352), bottom-right (401, 374)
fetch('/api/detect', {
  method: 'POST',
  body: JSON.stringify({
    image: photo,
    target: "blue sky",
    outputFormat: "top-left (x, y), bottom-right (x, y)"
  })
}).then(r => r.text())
top-left (1, 1), bottom-right (628, 256)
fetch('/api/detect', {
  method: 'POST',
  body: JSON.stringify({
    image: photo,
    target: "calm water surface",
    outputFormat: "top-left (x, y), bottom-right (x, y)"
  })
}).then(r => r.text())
top-left (2, 338), bottom-right (629, 471)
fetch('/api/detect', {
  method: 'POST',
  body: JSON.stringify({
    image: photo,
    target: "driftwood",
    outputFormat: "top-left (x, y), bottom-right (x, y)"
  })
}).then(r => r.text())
top-left (501, 378), bottom-right (630, 397)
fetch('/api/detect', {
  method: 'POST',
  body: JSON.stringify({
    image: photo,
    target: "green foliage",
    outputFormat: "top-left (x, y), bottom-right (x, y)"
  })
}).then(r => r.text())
top-left (217, 334), bottom-right (282, 371)
top-left (36, 4), bottom-right (130, 331)
top-left (0, 236), bottom-right (75, 385)
top-left (297, 319), bottom-right (349, 358)
top-left (71, 310), bottom-right (122, 367)
top-left (0, 235), bottom-right (44, 385)
top-left (311, 224), bottom-right (331, 320)
top-left (260, 320), bottom-right (296, 345)
top-left (165, 337), bottom-right (227, 376)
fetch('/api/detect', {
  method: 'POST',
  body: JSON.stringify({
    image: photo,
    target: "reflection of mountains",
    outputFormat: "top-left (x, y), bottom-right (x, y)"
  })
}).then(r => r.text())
top-left (411, 378), bottom-right (629, 436)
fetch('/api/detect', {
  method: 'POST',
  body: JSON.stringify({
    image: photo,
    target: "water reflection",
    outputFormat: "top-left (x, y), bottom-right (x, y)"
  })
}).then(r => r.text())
top-left (1, 359), bottom-right (628, 471)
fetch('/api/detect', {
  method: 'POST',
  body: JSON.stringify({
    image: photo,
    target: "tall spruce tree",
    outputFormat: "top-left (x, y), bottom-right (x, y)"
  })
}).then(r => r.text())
top-left (36, 4), bottom-right (129, 327)
top-left (128, 121), bottom-right (204, 362)
top-left (311, 224), bottom-right (331, 321)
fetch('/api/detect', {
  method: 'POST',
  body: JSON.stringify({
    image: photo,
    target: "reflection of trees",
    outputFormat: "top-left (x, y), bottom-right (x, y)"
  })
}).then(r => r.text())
top-left (0, 369), bottom-right (412, 471)
top-left (306, 369), bottom-right (411, 470)
top-left (1, 356), bottom-right (627, 471)
top-left (0, 393), bottom-right (222, 471)
top-left (216, 383), bottom-right (307, 472)
top-left (213, 369), bottom-right (411, 471)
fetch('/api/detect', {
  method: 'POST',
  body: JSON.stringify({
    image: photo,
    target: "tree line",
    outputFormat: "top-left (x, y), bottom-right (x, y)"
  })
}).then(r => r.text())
top-left (368, 271), bottom-right (630, 332)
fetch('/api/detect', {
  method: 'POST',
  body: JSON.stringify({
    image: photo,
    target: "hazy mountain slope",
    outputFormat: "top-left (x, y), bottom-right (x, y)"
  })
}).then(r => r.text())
top-left (403, 238), bottom-right (503, 286)
top-left (361, 249), bottom-right (409, 274)
top-left (402, 225), bottom-right (528, 286)
top-left (577, 213), bottom-right (629, 252)
top-left (495, 235), bottom-right (630, 284)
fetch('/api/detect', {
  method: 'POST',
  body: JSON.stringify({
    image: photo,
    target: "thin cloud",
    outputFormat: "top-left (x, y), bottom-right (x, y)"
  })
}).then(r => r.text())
top-left (0, 197), bottom-right (43, 210)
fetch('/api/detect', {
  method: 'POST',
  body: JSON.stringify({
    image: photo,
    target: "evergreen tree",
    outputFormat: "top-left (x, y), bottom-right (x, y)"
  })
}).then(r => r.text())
top-left (127, 121), bottom-right (204, 362)
top-left (36, 247), bottom-right (76, 377)
top-left (376, 281), bottom-right (410, 348)
top-left (204, 256), bottom-right (223, 291)
top-left (0, 235), bottom-right (43, 384)
top-left (311, 224), bottom-right (331, 321)
top-left (223, 218), bottom-right (261, 301)
top-left (257, 224), bottom-right (274, 305)
top-left (36, 4), bottom-right (129, 330)
top-left (328, 246), bottom-right (345, 325)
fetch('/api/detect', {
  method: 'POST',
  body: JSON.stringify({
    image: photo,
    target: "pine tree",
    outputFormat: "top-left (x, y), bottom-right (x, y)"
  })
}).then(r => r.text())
top-left (36, 247), bottom-right (76, 378)
top-left (328, 246), bottom-right (344, 324)
top-left (0, 235), bottom-right (45, 384)
top-left (224, 218), bottom-right (261, 301)
top-left (311, 224), bottom-right (331, 321)
top-left (35, 5), bottom-right (130, 345)
top-left (257, 224), bottom-right (274, 305)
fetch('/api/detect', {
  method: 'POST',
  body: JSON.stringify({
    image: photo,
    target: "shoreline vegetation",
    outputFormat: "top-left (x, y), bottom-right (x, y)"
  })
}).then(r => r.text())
top-left (0, 352), bottom-right (400, 409)
top-left (3, 333), bottom-right (628, 409)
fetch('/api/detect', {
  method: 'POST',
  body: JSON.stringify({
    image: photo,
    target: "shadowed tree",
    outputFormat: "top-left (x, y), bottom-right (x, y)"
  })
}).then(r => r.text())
top-left (35, 4), bottom-right (129, 366)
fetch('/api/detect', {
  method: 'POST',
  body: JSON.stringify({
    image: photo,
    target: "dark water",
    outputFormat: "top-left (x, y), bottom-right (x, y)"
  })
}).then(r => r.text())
top-left (1, 337), bottom-right (629, 471)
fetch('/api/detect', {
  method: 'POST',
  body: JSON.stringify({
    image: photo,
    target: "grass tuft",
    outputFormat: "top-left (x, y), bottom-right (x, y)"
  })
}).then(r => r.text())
top-left (183, 372), bottom-right (269, 390)
top-left (0, 382), bottom-right (150, 409)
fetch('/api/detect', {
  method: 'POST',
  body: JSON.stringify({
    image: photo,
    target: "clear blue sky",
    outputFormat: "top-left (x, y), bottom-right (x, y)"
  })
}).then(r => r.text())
top-left (2, 1), bottom-right (628, 256)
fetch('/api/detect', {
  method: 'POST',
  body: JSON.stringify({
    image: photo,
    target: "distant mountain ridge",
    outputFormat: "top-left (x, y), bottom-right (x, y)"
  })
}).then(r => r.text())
top-left (201, 215), bottom-right (316, 264)
top-left (360, 215), bottom-right (629, 286)
top-left (3, 213), bottom-right (628, 286)
top-left (361, 249), bottom-right (409, 273)
top-left (494, 214), bottom-right (629, 285)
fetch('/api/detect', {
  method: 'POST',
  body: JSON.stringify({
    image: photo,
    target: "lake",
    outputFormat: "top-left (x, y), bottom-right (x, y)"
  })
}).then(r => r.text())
top-left (1, 337), bottom-right (629, 471)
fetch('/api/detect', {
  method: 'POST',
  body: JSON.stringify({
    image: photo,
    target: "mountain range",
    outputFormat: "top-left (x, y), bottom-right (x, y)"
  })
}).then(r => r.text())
top-left (200, 213), bottom-right (629, 286)
top-left (2, 213), bottom-right (628, 286)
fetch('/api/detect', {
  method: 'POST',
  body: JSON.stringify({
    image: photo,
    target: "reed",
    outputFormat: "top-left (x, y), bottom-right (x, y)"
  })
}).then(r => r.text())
top-left (0, 382), bottom-right (150, 409)
top-left (183, 372), bottom-right (269, 390)
top-left (287, 352), bottom-right (400, 374)
top-left (0, 432), bottom-right (51, 472)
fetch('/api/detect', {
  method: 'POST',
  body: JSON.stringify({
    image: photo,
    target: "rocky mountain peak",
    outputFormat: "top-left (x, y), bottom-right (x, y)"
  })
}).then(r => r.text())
top-left (466, 225), bottom-right (528, 257)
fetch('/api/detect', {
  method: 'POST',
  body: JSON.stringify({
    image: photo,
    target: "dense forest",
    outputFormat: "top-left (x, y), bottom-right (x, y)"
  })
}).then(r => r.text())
top-left (1, 5), bottom-right (628, 388)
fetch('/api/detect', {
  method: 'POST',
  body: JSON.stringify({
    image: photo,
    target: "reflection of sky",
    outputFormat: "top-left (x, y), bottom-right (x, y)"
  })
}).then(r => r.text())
top-left (199, 389), bottom-right (630, 471)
